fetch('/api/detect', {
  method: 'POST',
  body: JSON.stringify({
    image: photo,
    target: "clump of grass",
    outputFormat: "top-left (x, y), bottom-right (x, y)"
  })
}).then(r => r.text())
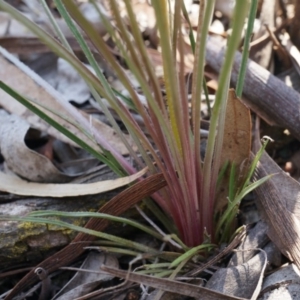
top-left (0, 0), bottom-right (268, 250)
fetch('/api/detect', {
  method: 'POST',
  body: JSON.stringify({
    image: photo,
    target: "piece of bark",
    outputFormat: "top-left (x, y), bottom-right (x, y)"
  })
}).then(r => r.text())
top-left (205, 37), bottom-right (300, 138)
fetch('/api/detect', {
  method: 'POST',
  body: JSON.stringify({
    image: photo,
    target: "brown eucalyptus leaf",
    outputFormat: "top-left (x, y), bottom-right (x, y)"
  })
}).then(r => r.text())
top-left (220, 89), bottom-right (251, 167)
top-left (215, 89), bottom-right (251, 212)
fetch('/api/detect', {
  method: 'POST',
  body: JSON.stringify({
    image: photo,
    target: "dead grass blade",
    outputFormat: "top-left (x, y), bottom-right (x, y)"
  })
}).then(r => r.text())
top-left (101, 265), bottom-right (248, 300)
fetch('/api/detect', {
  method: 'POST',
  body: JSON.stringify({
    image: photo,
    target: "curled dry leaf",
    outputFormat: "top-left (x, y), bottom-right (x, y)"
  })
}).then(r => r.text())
top-left (0, 111), bottom-right (72, 183)
top-left (0, 166), bottom-right (147, 197)
top-left (219, 89), bottom-right (251, 170)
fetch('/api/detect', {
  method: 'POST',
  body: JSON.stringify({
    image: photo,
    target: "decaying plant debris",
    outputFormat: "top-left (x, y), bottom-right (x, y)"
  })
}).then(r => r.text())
top-left (1, 1), bottom-right (300, 299)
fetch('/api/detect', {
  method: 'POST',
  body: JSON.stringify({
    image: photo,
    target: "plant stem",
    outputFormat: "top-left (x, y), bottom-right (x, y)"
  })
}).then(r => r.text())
top-left (236, 0), bottom-right (259, 97)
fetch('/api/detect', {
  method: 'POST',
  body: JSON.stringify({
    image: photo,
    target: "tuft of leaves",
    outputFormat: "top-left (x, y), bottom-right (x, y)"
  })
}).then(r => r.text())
top-left (0, 0), bottom-right (269, 249)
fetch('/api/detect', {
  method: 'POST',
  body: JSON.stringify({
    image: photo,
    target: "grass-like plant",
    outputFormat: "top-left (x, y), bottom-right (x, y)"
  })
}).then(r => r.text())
top-left (0, 0), bottom-right (268, 251)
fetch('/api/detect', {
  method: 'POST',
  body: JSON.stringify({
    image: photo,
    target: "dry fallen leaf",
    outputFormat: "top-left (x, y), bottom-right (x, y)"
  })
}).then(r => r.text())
top-left (0, 111), bottom-right (74, 182)
top-left (215, 89), bottom-right (251, 212)
top-left (0, 167), bottom-right (147, 197)
top-left (220, 89), bottom-right (251, 167)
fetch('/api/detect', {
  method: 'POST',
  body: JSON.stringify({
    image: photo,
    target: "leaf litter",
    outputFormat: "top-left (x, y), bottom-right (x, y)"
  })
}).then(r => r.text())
top-left (1, 0), bottom-right (300, 299)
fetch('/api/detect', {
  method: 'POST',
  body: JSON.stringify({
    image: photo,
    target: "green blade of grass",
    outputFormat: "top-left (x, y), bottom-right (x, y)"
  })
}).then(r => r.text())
top-left (216, 174), bottom-right (272, 239)
top-left (0, 215), bottom-right (161, 253)
top-left (28, 210), bottom-right (165, 241)
top-left (229, 163), bottom-right (236, 202)
top-left (169, 243), bottom-right (215, 268)
top-left (191, 0), bottom-right (214, 173)
top-left (236, 0), bottom-right (259, 97)
top-left (40, 0), bottom-right (72, 51)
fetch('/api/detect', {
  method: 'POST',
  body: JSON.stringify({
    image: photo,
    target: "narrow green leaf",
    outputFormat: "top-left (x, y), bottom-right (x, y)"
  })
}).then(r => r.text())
top-left (236, 0), bottom-right (259, 97)
top-left (229, 163), bottom-right (236, 202)
top-left (28, 210), bottom-right (164, 241)
top-left (216, 174), bottom-right (272, 238)
top-left (0, 215), bottom-right (160, 253)
top-left (169, 243), bottom-right (215, 268)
